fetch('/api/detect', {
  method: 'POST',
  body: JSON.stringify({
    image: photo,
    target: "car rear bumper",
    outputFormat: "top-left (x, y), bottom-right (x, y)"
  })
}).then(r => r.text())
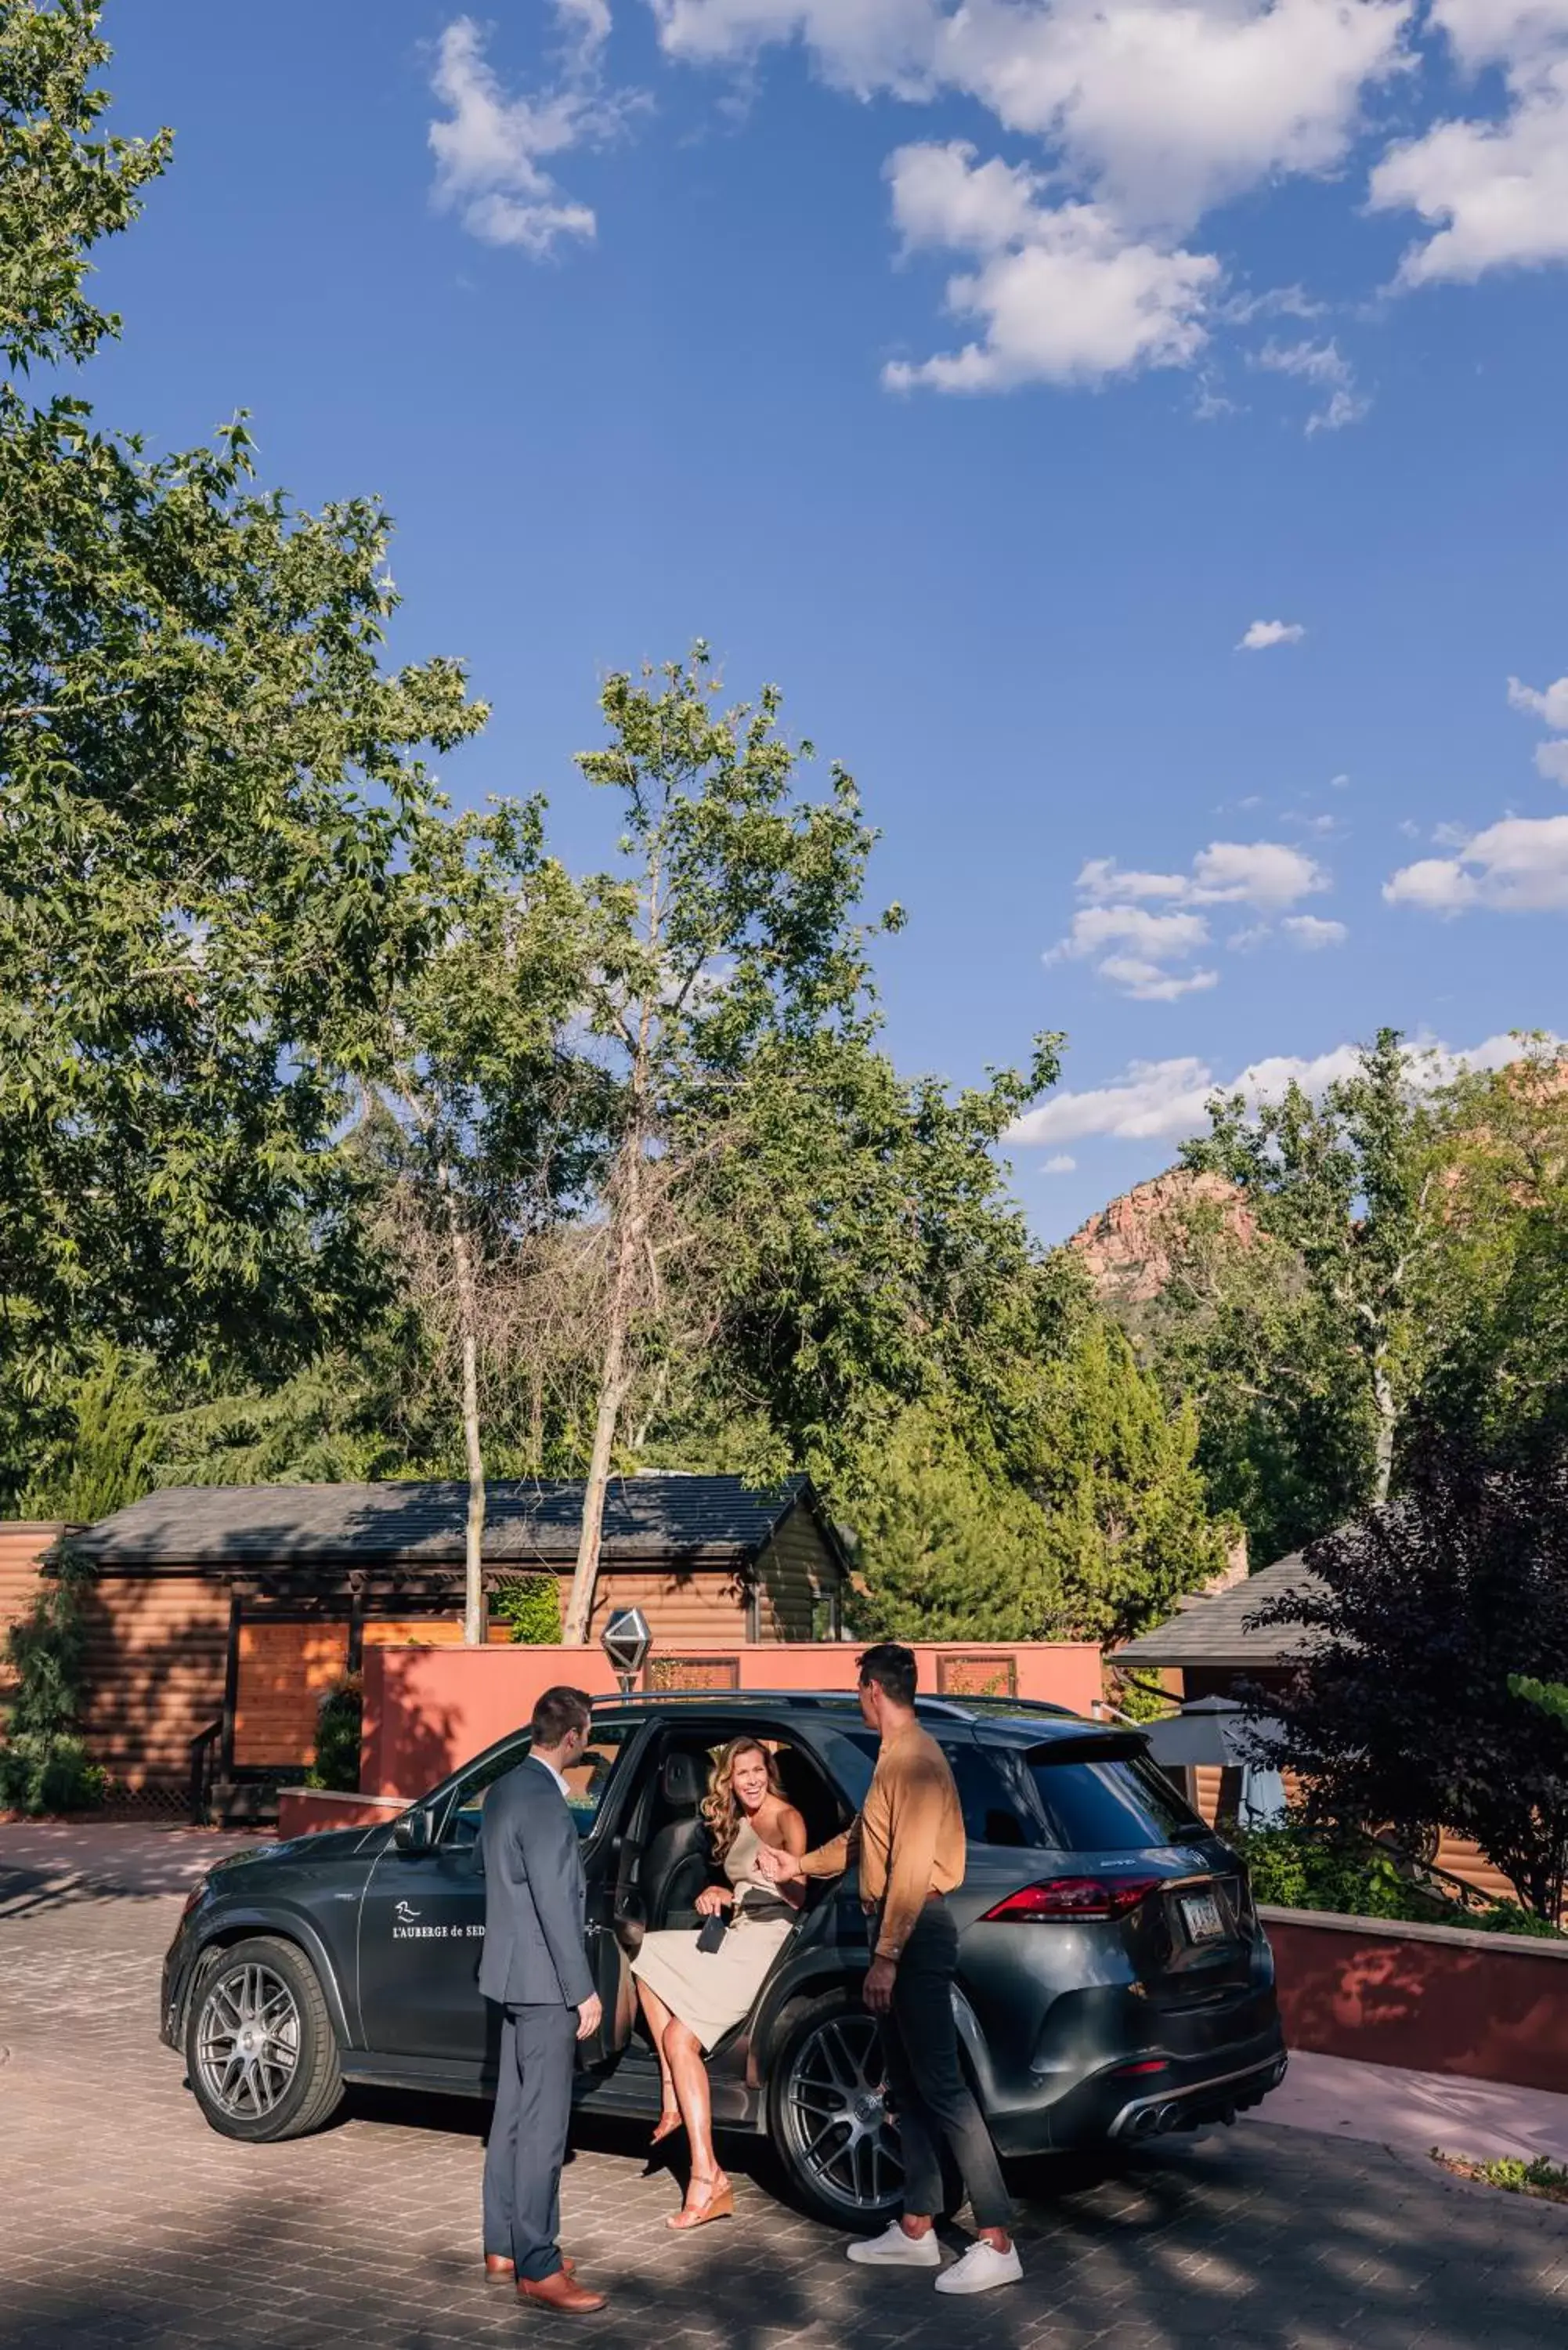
top-left (985, 2015), bottom-right (1288, 2157)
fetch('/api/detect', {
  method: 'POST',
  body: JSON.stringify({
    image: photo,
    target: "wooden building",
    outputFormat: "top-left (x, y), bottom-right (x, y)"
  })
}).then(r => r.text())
top-left (5, 1475), bottom-right (850, 1809)
top-left (1115, 1548), bottom-right (1322, 1705)
top-left (1118, 1549), bottom-right (1517, 1907)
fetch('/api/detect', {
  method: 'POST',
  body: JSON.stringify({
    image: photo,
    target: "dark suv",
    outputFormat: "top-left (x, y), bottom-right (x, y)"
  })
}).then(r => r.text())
top-left (162, 1692), bottom-right (1286, 2225)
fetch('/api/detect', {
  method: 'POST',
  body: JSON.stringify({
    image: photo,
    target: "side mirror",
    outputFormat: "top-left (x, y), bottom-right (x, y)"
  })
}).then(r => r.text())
top-left (393, 1807), bottom-right (432, 1855)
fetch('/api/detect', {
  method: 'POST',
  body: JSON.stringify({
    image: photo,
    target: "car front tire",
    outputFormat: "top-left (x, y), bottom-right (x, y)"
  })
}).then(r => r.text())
top-left (185, 1935), bottom-right (344, 2142)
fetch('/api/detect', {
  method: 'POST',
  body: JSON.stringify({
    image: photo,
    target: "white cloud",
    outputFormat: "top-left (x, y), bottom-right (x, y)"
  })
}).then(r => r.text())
top-left (1282, 913), bottom-right (1349, 948)
top-left (1075, 856), bottom-right (1190, 902)
top-left (1190, 841), bottom-right (1328, 905)
top-left (1508, 673), bottom-right (1568, 782)
top-left (1237, 618), bottom-right (1306, 650)
top-left (429, 9), bottom-right (630, 258)
top-left (1042, 1152), bottom-right (1077, 1174)
top-left (1050, 838), bottom-right (1329, 996)
top-left (1007, 1029), bottom-right (1556, 1147)
top-left (883, 147), bottom-right (1217, 392)
top-left (1252, 337), bottom-right (1371, 433)
top-left (1096, 954), bottom-right (1220, 1001)
top-left (1370, 0), bottom-right (1568, 287)
top-left (1508, 672), bottom-right (1568, 727)
top-left (1048, 905), bottom-right (1213, 964)
top-left (652, 2), bottom-right (1413, 397)
top-left (1385, 814), bottom-right (1568, 913)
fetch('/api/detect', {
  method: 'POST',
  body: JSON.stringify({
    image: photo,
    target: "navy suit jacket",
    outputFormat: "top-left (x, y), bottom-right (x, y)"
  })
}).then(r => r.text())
top-left (478, 1755), bottom-right (594, 2009)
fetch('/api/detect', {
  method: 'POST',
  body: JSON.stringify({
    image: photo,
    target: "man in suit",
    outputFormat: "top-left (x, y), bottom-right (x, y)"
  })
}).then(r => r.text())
top-left (479, 1685), bottom-right (608, 2315)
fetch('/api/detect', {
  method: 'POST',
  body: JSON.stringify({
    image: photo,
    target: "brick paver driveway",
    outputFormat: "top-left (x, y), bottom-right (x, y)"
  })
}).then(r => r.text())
top-left (3, 1834), bottom-right (1567, 2350)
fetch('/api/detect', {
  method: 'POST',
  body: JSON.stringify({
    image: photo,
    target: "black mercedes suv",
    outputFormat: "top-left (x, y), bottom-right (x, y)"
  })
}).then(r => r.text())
top-left (161, 1692), bottom-right (1287, 2225)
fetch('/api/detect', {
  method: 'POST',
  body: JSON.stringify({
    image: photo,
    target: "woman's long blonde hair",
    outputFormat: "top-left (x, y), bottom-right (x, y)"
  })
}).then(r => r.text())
top-left (700, 1737), bottom-right (782, 1864)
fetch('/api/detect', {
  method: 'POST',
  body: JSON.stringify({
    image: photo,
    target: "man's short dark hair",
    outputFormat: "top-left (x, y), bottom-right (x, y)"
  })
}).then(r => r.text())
top-left (857, 1643), bottom-right (917, 1708)
top-left (530, 1686), bottom-right (593, 1747)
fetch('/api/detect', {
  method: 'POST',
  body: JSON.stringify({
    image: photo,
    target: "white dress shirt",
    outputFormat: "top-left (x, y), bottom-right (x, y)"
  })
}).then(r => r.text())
top-left (533, 1753), bottom-right (573, 1803)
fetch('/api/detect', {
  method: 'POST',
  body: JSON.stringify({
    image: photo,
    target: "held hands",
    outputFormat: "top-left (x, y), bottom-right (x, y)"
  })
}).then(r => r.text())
top-left (753, 1842), bottom-right (805, 1886)
top-left (576, 1992), bottom-right (603, 2041)
top-left (694, 1885), bottom-right (734, 1918)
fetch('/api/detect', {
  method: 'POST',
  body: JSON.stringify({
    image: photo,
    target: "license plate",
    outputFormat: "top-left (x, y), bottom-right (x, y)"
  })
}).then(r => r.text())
top-left (1179, 1892), bottom-right (1224, 1942)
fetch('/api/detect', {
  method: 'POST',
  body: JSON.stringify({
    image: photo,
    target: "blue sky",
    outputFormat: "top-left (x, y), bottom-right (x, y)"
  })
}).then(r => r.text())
top-left (87, 1), bottom-right (1568, 1238)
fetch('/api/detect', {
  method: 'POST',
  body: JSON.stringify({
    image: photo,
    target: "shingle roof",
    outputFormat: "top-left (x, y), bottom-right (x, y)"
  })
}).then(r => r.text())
top-left (1116, 1549), bottom-right (1326, 1668)
top-left (73, 1473), bottom-right (828, 1574)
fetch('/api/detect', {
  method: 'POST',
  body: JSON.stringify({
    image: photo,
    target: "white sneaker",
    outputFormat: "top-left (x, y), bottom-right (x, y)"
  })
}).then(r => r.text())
top-left (934, 2240), bottom-right (1023, 2295)
top-left (846, 2222), bottom-right (942, 2268)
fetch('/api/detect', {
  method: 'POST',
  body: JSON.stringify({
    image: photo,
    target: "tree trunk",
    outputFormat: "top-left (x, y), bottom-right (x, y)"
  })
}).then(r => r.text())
top-left (563, 1144), bottom-right (643, 1647)
top-left (527, 1361), bottom-right (544, 1473)
top-left (449, 1198), bottom-right (488, 1647)
top-left (1370, 1349), bottom-right (1396, 1507)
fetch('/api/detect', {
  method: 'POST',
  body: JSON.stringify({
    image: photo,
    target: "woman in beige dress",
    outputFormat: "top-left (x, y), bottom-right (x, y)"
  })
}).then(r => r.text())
top-left (631, 1737), bottom-right (807, 2229)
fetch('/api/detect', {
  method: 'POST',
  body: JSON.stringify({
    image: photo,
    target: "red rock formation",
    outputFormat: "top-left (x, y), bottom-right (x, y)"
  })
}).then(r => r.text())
top-left (1069, 1168), bottom-right (1255, 1305)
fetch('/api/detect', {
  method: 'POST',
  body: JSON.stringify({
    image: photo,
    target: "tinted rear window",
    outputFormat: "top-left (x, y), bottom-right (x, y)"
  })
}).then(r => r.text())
top-left (1026, 1752), bottom-right (1205, 1851)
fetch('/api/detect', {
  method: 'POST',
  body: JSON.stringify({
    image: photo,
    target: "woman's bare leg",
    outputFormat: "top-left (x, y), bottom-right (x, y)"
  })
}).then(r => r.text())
top-left (662, 2018), bottom-right (726, 2200)
top-left (634, 1979), bottom-right (681, 2128)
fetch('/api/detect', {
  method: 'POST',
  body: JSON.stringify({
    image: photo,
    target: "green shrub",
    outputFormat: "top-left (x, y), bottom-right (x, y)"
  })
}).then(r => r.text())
top-left (493, 1575), bottom-right (562, 1645)
top-left (305, 1676), bottom-right (363, 1792)
top-left (0, 1548), bottom-right (105, 1815)
top-left (0, 1730), bottom-right (106, 1817)
top-left (1238, 1813), bottom-right (1565, 1938)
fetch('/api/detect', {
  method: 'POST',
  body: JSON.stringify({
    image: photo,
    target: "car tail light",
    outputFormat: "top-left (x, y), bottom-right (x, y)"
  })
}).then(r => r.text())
top-left (981, 1875), bottom-right (1163, 1922)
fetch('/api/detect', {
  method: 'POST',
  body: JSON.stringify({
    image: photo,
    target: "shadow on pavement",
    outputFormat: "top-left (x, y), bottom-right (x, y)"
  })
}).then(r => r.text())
top-left (0, 1822), bottom-right (266, 1917)
top-left (5, 2142), bottom-right (1568, 2350)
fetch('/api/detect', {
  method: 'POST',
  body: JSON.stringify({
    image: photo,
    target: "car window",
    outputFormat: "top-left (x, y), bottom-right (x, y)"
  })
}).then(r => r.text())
top-left (444, 1723), bottom-right (635, 1847)
top-left (943, 1744), bottom-right (1034, 1849)
top-left (837, 1728), bottom-right (1035, 1849)
top-left (1025, 1750), bottom-right (1205, 1851)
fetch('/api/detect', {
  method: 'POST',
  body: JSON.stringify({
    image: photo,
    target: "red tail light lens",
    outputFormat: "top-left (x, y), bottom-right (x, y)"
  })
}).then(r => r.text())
top-left (981, 1875), bottom-right (1163, 1923)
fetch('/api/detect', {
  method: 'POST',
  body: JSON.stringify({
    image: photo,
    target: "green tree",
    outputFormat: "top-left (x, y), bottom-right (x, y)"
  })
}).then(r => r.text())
top-left (1419, 1042), bottom-right (1568, 1466)
top-left (367, 799), bottom-right (608, 1640)
top-left (0, 3), bottom-right (485, 1502)
top-left (848, 1401), bottom-right (1065, 1642)
top-left (1139, 1194), bottom-right (1375, 1565)
top-left (1026, 1314), bottom-right (1233, 1649)
top-left (558, 647), bottom-right (905, 1640)
top-left (1255, 1437), bottom-right (1568, 1920)
top-left (19, 1346), bottom-right (159, 1520)
top-left (0, 1543), bottom-right (103, 1814)
top-left (1181, 1030), bottom-right (1445, 1517)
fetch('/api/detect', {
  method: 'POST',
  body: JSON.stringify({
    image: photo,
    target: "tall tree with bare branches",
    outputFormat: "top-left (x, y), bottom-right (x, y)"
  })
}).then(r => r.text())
top-left (370, 799), bottom-right (609, 1642)
top-left (559, 647), bottom-right (898, 1643)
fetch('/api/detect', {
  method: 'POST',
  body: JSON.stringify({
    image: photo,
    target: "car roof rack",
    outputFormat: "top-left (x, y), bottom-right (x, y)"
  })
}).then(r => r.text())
top-left (591, 1690), bottom-right (1077, 1724)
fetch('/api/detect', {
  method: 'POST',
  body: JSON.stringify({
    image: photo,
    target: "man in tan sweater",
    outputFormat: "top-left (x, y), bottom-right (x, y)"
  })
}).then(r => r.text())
top-left (758, 1643), bottom-right (1021, 2295)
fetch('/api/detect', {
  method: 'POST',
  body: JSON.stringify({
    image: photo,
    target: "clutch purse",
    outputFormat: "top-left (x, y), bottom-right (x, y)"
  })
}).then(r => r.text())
top-left (695, 1911), bottom-right (728, 1954)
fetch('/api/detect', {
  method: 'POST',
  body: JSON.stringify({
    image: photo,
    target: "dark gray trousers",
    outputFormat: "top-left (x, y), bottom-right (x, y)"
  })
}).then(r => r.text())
top-left (879, 1901), bottom-right (1012, 2232)
top-left (482, 2002), bottom-right (578, 2282)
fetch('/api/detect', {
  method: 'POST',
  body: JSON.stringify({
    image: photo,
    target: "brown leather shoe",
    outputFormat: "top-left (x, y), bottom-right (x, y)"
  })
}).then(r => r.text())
top-left (486, 2255), bottom-right (575, 2280)
top-left (517, 2269), bottom-right (606, 2313)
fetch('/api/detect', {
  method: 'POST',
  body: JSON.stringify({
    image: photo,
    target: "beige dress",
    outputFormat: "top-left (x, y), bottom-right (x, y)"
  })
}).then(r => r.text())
top-left (630, 1816), bottom-right (797, 2052)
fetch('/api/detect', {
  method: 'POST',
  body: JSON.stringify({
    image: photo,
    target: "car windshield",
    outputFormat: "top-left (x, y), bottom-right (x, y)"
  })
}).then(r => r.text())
top-left (1025, 1749), bottom-right (1205, 1850)
top-left (446, 1722), bottom-right (635, 1846)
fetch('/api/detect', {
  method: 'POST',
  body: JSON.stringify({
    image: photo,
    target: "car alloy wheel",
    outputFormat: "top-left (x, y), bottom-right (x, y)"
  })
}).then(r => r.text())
top-left (775, 2003), bottom-right (904, 2222)
top-left (195, 1958), bottom-right (301, 2121)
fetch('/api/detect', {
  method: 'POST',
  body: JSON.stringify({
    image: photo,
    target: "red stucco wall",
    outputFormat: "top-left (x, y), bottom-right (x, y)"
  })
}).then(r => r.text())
top-left (359, 1640), bottom-right (1104, 1798)
top-left (1263, 1907), bottom-right (1568, 2095)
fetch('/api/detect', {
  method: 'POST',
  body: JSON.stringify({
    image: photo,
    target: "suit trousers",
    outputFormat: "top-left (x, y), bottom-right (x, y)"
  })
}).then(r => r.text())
top-left (878, 1901), bottom-right (1012, 2233)
top-left (482, 2002), bottom-right (579, 2281)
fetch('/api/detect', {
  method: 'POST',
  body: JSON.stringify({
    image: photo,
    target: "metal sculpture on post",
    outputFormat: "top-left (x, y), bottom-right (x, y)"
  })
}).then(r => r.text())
top-left (602, 1606), bottom-right (652, 1698)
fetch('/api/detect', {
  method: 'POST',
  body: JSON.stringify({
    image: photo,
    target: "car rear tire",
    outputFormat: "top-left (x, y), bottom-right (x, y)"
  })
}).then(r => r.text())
top-left (767, 1989), bottom-right (907, 2229)
top-left (185, 1936), bottom-right (344, 2142)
